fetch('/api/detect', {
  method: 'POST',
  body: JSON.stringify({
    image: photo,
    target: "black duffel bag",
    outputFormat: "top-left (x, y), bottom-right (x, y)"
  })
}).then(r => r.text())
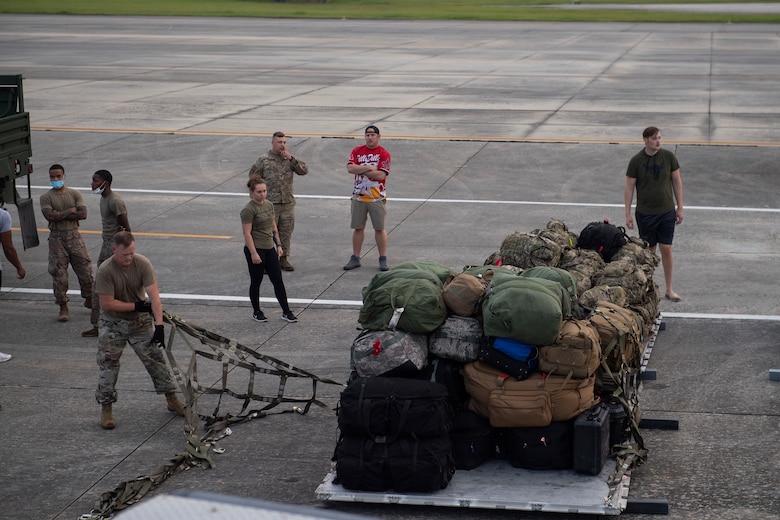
top-left (334, 434), bottom-right (455, 492)
top-left (337, 376), bottom-right (453, 439)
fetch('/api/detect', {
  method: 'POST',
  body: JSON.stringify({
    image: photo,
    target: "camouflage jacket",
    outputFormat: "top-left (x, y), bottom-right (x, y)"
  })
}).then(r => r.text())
top-left (249, 150), bottom-right (309, 204)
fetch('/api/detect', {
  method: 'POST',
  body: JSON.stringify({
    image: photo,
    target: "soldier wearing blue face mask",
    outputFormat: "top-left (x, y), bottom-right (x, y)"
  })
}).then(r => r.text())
top-left (40, 164), bottom-right (95, 323)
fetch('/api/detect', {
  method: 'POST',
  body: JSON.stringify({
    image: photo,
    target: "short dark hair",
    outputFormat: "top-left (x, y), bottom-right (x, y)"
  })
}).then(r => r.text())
top-left (365, 125), bottom-right (380, 135)
top-left (643, 126), bottom-right (660, 139)
top-left (94, 169), bottom-right (113, 184)
top-left (49, 164), bottom-right (65, 173)
top-left (272, 131), bottom-right (285, 139)
top-left (113, 230), bottom-right (134, 248)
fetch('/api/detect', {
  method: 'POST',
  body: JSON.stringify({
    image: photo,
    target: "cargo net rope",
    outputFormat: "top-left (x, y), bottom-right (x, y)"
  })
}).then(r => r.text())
top-left (81, 311), bottom-right (342, 520)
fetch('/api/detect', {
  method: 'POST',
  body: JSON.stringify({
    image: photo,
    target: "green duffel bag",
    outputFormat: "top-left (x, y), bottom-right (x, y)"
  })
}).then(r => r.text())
top-left (482, 277), bottom-right (564, 346)
top-left (362, 268), bottom-right (443, 295)
top-left (461, 265), bottom-right (519, 281)
top-left (360, 276), bottom-right (448, 334)
top-left (520, 266), bottom-right (578, 316)
top-left (393, 260), bottom-right (455, 285)
top-left (490, 269), bottom-right (571, 314)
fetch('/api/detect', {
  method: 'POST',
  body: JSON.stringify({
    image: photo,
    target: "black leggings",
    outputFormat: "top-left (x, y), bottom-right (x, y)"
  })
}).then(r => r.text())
top-left (243, 246), bottom-right (291, 314)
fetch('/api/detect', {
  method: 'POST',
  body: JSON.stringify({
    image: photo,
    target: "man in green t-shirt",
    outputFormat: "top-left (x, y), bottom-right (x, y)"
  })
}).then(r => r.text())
top-left (94, 231), bottom-right (184, 429)
top-left (82, 169), bottom-right (131, 338)
top-left (624, 126), bottom-right (684, 302)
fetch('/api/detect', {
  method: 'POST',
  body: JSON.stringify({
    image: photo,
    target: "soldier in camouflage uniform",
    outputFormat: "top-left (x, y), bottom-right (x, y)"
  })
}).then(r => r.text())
top-left (94, 230), bottom-right (184, 429)
top-left (40, 164), bottom-right (94, 323)
top-left (249, 131), bottom-right (308, 271)
top-left (81, 169), bottom-right (131, 338)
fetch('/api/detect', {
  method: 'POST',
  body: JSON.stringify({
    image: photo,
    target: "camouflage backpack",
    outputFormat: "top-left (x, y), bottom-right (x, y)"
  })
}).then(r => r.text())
top-left (588, 301), bottom-right (643, 373)
top-left (591, 259), bottom-right (649, 305)
top-left (578, 284), bottom-right (628, 310)
top-left (535, 219), bottom-right (578, 250)
top-left (499, 231), bottom-right (562, 269)
top-left (558, 248), bottom-right (606, 294)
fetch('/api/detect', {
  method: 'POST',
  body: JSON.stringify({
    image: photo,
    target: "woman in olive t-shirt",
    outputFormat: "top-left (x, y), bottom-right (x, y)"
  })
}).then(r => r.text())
top-left (240, 177), bottom-right (297, 323)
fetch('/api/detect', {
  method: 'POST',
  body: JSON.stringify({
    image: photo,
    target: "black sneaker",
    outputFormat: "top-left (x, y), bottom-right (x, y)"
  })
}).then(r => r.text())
top-left (252, 310), bottom-right (268, 323)
top-left (281, 312), bottom-right (298, 323)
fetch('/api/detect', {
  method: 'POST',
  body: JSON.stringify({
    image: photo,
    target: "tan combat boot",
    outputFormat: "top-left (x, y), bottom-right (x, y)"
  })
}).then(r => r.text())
top-left (280, 256), bottom-right (295, 271)
top-left (58, 304), bottom-right (69, 322)
top-left (165, 392), bottom-right (185, 416)
top-left (101, 403), bottom-right (116, 429)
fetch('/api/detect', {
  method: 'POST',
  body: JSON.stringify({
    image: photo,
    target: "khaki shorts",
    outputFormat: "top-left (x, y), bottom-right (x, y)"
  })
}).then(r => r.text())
top-left (350, 198), bottom-right (386, 231)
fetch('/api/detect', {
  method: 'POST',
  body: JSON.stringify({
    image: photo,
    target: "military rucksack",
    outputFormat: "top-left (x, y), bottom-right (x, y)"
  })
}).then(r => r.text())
top-left (577, 220), bottom-right (629, 262)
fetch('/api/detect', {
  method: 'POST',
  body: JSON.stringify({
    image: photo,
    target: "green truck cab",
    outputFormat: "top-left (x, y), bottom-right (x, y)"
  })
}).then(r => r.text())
top-left (0, 74), bottom-right (38, 249)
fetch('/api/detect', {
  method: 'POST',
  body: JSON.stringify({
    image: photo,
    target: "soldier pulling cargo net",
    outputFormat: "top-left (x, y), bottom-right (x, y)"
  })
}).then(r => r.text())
top-left (80, 311), bottom-right (342, 520)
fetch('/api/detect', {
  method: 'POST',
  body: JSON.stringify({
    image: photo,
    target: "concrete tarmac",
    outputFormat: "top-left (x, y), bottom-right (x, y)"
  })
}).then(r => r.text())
top-left (0, 14), bottom-right (778, 520)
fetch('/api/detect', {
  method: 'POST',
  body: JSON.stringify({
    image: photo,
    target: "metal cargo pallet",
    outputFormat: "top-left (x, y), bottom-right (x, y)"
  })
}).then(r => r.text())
top-left (316, 317), bottom-right (669, 516)
top-left (316, 459), bottom-right (629, 515)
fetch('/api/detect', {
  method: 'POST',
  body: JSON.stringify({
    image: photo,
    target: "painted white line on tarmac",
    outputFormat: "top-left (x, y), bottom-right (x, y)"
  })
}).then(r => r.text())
top-left (0, 288), bottom-right (363, 307)
top-left (660, 312), bottom-right (780, 321)
top-left (4, 288), bottom-right (778, 320)
top-left (28, 186), bottom-right (780, 213)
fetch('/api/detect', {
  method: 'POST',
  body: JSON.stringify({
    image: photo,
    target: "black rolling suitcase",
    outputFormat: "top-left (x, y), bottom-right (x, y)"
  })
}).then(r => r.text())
top-left (573, 402), bottom-right (610, 475)
top-left (608, 400), bottom-right (628, 449)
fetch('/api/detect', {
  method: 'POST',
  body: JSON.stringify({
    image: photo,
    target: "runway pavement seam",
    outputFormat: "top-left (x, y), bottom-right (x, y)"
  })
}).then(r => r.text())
top-left (29, 127), bottom-right (780, 147)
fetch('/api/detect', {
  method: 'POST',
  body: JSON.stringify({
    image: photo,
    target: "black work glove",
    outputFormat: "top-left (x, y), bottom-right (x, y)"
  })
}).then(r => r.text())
top-left (134, 300), bottom-right (152, 314)
top-left (150, 324), bottom-right (165, 347)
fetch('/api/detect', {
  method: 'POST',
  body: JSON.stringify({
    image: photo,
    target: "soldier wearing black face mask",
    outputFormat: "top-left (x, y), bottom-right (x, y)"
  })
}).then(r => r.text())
top-left (82, 169), bottom-right (132, 337)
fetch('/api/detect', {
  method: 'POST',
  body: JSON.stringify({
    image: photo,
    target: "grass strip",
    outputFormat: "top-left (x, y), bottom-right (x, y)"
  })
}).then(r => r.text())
top-left (2, 0), bottom-right (780, 23)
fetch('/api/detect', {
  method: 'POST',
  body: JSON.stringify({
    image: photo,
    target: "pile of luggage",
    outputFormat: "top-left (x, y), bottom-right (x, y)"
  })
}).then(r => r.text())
top-left (332, 219), bottom-right (658, 492)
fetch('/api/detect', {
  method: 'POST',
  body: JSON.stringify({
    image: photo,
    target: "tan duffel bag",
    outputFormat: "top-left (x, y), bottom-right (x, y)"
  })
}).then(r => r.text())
top-left (539, 319), bottom-right (602, 378)
top-left (463, 361), bottom-right (596, 428)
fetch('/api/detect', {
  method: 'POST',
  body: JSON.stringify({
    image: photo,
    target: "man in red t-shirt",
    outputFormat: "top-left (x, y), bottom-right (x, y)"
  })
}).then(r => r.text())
top-left (344, 125), bottom-right (392, 271)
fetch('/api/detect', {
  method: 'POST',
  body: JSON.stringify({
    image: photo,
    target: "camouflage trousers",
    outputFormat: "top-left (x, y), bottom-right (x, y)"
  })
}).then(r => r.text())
top-left (95, 315), bottom-right (176, 404)
top-left (47, 230), bottom-right (94, 305)
top-left (89, 239), bottom-right (115, 325)
top-left (273, 200), bottom-right (296, 257)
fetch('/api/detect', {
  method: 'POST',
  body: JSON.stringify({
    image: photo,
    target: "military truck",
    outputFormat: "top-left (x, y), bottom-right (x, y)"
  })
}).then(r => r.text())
top-left (0, 74), bottom-right (38, 249)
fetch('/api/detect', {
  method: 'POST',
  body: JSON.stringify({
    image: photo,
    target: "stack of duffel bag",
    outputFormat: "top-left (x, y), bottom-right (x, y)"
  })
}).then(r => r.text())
top-left (334, 217), bottom-right (660, 488)
top-left (334, 375), bottom-right (456, 492)
top-left (434, 267), bottom-right (495, 470)
top-left (541, 219), bottom-right (654, 463)
top-left (463, 261), bottom-right (603, 471)
top-left (335, 261), bottom-right (465, 491)
top-left (478, 218), bottom-right (657, 472)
